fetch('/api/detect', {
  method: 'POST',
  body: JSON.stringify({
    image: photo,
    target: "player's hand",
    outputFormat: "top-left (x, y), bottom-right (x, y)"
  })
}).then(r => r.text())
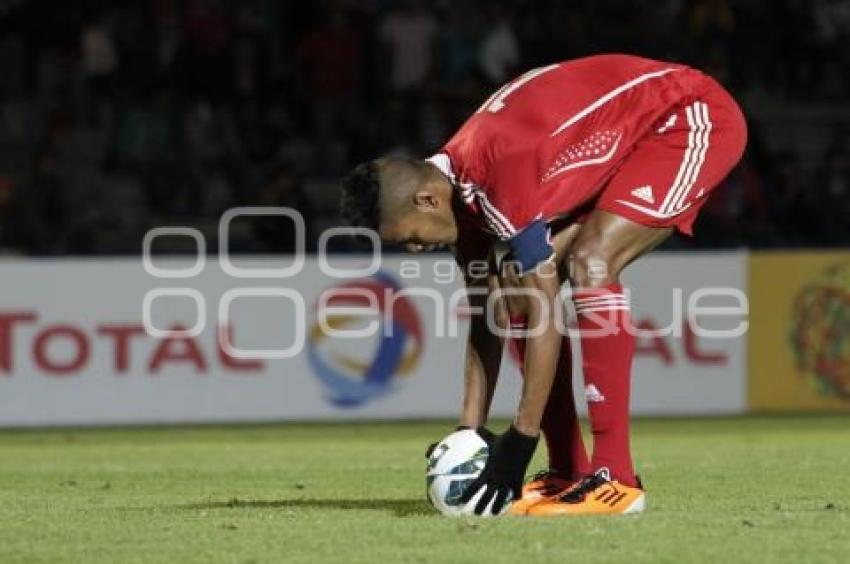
top-left (458, 425), bottom-right (538, 516)
top-left (425, 426), bottom-right (495, 458)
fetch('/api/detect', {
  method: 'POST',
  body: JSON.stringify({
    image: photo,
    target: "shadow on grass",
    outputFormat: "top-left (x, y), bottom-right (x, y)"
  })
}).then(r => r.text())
top-left (179, 497), bottom-right (432, 517)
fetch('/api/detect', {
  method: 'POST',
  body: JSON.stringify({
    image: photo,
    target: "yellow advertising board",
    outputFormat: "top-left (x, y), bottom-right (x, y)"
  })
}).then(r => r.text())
top-left (749, 252), bottom-right (850, 411)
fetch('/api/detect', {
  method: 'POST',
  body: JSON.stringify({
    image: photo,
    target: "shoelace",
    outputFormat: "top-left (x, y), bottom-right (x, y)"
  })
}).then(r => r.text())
top-left (559, 473), bottom-right (610, 503)
top-left (528, 468), bottom-right (569, 483)
top-left (529, 469), bottom-right (554, 483)
top-left (526, 469), bottom-right (573, 497)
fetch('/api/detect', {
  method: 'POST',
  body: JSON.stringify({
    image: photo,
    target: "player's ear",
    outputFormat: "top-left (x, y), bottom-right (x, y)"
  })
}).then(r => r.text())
top-left (413, 190), bottom-right (440, 211)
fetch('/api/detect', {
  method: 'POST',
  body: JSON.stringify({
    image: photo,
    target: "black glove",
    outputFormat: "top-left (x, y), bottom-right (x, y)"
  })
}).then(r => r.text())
top-left (458, 425), bottom-right (538, 516)
top-left (425, 426), bottom-right (495, 459)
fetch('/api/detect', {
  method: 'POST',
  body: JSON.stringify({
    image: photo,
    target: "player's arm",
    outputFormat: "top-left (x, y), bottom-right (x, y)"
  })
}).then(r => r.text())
top-left (459, 219), bottom-right (562, 515)
top-left (460, 271), bottom-right (504, 427)
top-left (424, 272), bottom-right (502, 460)
top-left (513, 261), bottom-right (562, 436)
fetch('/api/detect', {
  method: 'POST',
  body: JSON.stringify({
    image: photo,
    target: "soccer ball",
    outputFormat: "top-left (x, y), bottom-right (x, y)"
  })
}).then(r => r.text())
top-left (425, 429), bottom-right (489, 517)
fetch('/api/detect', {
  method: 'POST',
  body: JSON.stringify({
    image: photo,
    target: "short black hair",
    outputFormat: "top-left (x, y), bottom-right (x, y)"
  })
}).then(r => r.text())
top-left (340, 160), bottom-right (381, 230)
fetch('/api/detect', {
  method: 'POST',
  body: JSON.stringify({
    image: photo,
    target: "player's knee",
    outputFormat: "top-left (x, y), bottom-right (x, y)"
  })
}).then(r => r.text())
top-left (492, 302), bottom-right (511, 333)
top-left (569, 238), bottom-right (622, 288)
top-left (496, 268), bottom-right (530, 320)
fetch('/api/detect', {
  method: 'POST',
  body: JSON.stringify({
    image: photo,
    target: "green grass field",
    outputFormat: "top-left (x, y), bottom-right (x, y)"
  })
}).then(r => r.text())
top-left (1, 416), bottom-right (848, 563)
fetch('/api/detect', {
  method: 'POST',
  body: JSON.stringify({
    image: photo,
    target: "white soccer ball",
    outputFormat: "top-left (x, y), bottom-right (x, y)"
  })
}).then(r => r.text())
top-left (426, 429), bottom-right (490, 517)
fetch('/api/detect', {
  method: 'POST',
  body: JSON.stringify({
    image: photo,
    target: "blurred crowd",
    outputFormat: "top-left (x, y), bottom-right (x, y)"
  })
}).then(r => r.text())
top-left (0, 0), bottom-right (847, 256)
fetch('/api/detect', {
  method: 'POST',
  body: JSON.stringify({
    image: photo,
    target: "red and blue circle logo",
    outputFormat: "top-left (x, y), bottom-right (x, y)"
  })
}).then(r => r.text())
top-left (308, 272), bottom-right (423, 407)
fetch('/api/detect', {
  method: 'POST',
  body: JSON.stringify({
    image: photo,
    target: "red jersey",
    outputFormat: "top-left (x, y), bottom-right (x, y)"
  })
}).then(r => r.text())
top-left (428, 54), bottom-right (719, 272)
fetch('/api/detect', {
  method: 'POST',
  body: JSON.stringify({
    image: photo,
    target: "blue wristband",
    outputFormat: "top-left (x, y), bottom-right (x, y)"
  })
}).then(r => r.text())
top-left (505, 218), bottom-right (554, 275)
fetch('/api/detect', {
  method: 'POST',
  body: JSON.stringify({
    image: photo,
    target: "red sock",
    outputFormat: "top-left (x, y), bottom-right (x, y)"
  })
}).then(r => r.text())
top-left (510, 323), bottom-right (589, 480)
top-left (572, 283), bottom-right (637, 486)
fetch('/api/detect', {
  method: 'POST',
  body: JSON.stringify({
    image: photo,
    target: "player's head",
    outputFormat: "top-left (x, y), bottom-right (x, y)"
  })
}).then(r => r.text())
top-left (340, 156), bottom-right (457, 252)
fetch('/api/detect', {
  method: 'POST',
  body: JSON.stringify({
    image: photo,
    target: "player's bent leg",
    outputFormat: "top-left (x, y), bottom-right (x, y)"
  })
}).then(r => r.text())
top-left (533, 210), bottom-right (671, 516)
top-left (571, 210), bottom-right (672, 485)
top-left (569, 210), bottom-right (673, 286)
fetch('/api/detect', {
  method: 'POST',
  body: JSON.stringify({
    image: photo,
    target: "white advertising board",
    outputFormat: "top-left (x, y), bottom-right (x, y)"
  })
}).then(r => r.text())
top-left (0, 252), bottom-right (747, 426)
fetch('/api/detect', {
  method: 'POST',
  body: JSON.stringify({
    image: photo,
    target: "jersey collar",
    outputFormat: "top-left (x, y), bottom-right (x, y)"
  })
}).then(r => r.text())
top-left (425, 153), bottom-right (455, 183)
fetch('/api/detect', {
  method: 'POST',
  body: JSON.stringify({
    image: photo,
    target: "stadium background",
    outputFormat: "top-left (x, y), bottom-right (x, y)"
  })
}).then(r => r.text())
top-left (0, 0), bottom-right (847, 255)
top-left (0, 0), bottom-right (846, 423)
top-left (0, 2), bottom-right (848, 562)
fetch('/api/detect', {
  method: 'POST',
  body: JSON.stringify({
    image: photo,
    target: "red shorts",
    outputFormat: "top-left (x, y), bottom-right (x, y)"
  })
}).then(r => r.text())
top-left (581, 77), bottom-right (747, 235)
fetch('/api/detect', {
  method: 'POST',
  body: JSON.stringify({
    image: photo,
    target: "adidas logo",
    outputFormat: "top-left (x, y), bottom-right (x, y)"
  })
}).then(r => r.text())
top-left (631, 185), bottom-right (654, 204)
top-left (585, 384), bottom-right (606, 403)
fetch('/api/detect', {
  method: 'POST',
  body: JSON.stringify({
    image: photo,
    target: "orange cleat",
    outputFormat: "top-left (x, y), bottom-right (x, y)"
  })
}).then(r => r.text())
top-left (527, 468), bottom-right (645, 516)
top-left (508, 469), bottom-right (575, 515)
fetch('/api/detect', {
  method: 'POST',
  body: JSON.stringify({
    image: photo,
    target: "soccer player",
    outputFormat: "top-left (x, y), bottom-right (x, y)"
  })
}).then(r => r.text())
top-left (340, 54), bottom-right (746, 516)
